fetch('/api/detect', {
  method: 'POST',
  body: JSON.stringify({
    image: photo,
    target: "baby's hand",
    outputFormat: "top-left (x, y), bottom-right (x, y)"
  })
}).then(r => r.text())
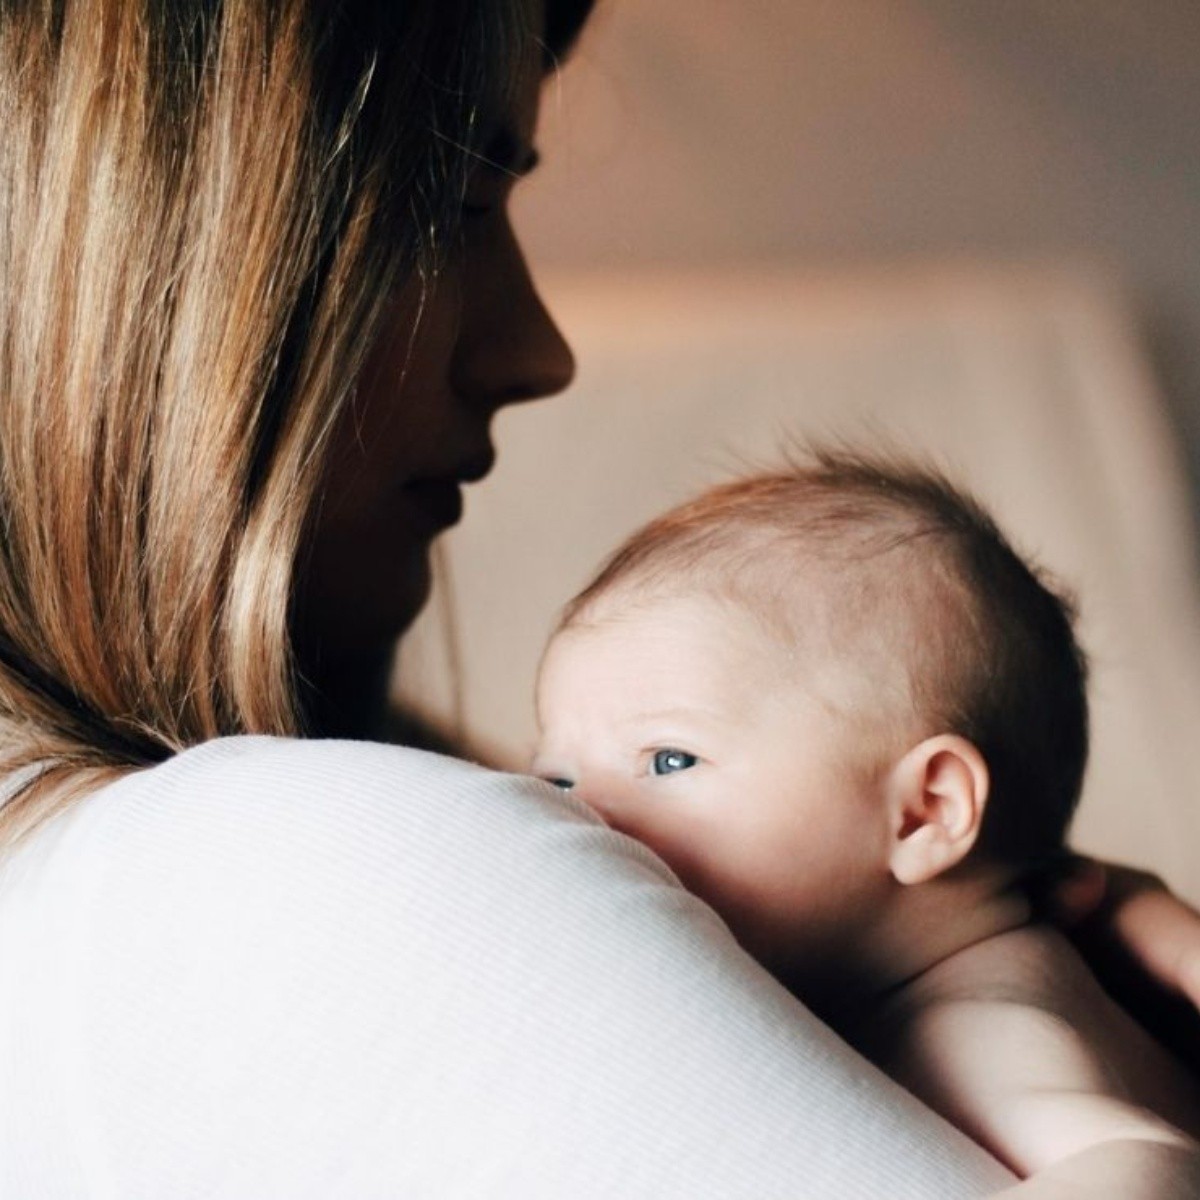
top-left (1047, 857), bottom-right (1200, 1076)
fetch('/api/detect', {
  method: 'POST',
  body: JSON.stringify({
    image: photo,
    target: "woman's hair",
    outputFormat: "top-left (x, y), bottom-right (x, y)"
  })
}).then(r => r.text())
top-left (0, 0), bottom-right (594, 840)
top-left (562, 449), bottom-right (1090, 870)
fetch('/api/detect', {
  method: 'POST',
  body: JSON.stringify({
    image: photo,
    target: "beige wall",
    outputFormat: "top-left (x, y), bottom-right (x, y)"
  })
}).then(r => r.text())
top-left (517, 0), bottom-right (1200, 512)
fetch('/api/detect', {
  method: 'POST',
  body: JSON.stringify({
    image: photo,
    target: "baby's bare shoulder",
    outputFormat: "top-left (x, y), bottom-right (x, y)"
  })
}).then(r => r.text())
top-left (917, 923), bottom-right (1096, 1012)
top-left (858, 924), bottom-right (1097, 1061)
top-left (865, 923), bottom-right (1200, 1156)
top-left (872, 927), bottom-right (1112, 1087)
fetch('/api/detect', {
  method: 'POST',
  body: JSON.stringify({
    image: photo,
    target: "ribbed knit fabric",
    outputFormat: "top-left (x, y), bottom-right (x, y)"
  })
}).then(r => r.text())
top-left (0, 736), bottom-right (1012, 1197)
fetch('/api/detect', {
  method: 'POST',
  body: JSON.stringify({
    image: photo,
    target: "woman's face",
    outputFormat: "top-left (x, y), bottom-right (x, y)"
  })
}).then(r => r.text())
top-left (295, 23), bottom-right (574, 670)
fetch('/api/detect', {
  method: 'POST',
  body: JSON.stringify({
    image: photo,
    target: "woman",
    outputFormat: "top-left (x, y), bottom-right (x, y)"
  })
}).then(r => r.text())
top-left (0, 1), bottom-right (1194, 1195)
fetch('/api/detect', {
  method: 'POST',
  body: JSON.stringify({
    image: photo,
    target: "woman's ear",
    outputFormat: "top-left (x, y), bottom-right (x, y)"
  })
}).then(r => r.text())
top-left (884, 735), bottom-right (989, 886)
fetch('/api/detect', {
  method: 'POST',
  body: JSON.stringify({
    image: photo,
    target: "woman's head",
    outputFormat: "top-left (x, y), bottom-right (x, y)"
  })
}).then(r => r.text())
top-left (0, 0), bottom-right (591, 822)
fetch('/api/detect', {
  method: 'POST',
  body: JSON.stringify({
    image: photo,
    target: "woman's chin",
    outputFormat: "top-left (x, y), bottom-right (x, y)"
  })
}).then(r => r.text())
top-left (294, 540), bottom-right (435, 671)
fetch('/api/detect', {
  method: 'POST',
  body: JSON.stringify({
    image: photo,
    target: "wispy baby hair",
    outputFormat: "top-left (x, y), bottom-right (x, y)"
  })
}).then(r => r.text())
top-left (563, 447), bottom-right (1090, 868)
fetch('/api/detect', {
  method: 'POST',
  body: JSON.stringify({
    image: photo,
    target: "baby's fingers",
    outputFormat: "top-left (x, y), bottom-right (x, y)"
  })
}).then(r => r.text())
top-left (1054, 858), bottom-right (1200, 1075)
top-left (1109, 875), bottom-right (1200, 1010)
top-left (1044, 856), bottom-right (1109, 926)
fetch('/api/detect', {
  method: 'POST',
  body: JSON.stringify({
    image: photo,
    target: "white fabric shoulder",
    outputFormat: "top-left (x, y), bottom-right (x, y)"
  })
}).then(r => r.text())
top-left (0, 736), bottom-right (1011, 1198)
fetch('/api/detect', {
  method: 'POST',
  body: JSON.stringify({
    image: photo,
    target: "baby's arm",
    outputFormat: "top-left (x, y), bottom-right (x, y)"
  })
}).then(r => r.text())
top-left (882, 996), bottom-right (1200, 1197)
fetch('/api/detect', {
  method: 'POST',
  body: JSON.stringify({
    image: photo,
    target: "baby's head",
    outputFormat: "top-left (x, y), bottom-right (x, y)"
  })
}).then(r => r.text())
top-left (533, 450), bottom-right (1088, 992)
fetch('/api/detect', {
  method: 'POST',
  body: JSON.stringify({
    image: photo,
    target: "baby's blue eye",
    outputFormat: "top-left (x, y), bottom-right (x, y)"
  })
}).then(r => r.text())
top-left (546, 778), bottom-right (574, 791)
top-left (651, 749), bottom-right (697, 776)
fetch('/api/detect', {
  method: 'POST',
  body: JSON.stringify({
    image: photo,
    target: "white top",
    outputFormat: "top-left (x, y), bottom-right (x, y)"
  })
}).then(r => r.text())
top-left (0, 737), bottom-right (1012, 1197)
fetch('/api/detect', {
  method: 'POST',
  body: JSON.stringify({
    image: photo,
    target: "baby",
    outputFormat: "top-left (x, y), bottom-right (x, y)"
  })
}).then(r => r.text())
top-left (532, 450), bottom-right (1200, 1196)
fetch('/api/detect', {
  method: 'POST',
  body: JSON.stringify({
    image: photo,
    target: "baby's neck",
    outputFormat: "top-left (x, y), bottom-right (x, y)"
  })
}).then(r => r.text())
top-left (799, 867), bottom-right (1033, 1031)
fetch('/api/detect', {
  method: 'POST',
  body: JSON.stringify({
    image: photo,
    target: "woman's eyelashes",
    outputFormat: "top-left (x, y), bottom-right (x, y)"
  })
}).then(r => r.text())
top-left (649, 749), bottom-right (698, 777)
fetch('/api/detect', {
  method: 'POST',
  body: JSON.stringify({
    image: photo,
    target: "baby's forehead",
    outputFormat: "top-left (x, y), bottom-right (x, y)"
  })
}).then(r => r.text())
top-left (559, 586), bottom-right (766, 648)
top-left (553, 554), bottom-right (939, 721)
top-left (569, 553), bottom-right (860, 644)
top-left (549, 582), bottom-right (845, 709)
top-left (538, 590), bottom-right (804, 726)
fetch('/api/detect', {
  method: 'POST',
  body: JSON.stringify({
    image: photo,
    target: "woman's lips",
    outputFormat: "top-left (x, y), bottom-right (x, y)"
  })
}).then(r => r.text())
top-left (402, 450), bottom-right (493, 533)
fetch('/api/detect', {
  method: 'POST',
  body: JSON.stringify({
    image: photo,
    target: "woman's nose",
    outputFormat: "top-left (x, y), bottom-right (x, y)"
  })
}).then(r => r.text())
top-left (453, 221), bottom-right (575, 409)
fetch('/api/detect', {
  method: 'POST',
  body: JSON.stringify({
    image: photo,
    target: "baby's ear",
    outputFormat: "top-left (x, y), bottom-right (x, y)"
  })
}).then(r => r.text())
top-left (884, 735), bottom-right (989, 886)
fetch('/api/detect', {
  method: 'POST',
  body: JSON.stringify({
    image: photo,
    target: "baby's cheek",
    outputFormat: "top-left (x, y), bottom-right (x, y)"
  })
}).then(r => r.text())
top-left (634, 818), bottom-right (738, 903)
top-left (592, 802), bottom-right (654, 844)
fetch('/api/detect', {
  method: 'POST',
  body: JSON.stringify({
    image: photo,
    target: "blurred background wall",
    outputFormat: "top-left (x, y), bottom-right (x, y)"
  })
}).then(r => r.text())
top-left (517, 0), bottom-right (1200, 519)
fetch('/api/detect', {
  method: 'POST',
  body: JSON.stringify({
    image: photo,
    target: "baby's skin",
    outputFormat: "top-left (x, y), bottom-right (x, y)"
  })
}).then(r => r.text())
top-left (533, 591), bottom-right (1200, 1197)
top-left (855, 922), bottom-right (1200, 1194)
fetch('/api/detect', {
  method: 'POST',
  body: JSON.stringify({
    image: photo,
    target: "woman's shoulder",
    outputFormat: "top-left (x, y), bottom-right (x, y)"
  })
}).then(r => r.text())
top-left (0, 733), bottom-right (683, 988)
top-left (101, 733), bottom-right (600, 847)
top-left (14, 734), bottom-right (687, 938)
top-left (55, 733), bottom-right (674, 903)
top-left (142, 732), bottom-right (521, 804)
top-left (0, 737), bottom-right (1013, 1197)
top-left (0, 739), bottom-right (699, 1193)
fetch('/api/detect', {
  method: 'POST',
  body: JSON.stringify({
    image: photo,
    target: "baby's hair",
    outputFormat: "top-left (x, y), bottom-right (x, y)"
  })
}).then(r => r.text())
top-left (562, 448), bottom-right (1089, 869)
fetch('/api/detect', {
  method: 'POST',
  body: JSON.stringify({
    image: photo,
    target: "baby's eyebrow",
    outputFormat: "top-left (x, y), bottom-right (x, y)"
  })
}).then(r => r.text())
top-left (621, 706), bottom-right (721, 729)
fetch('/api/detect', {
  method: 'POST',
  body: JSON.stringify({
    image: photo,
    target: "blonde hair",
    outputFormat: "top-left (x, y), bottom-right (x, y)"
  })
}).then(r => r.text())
top-left (562, 450), bottom-right (1090, 867)
top-left (0, 0), bottom-right (588, 843)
